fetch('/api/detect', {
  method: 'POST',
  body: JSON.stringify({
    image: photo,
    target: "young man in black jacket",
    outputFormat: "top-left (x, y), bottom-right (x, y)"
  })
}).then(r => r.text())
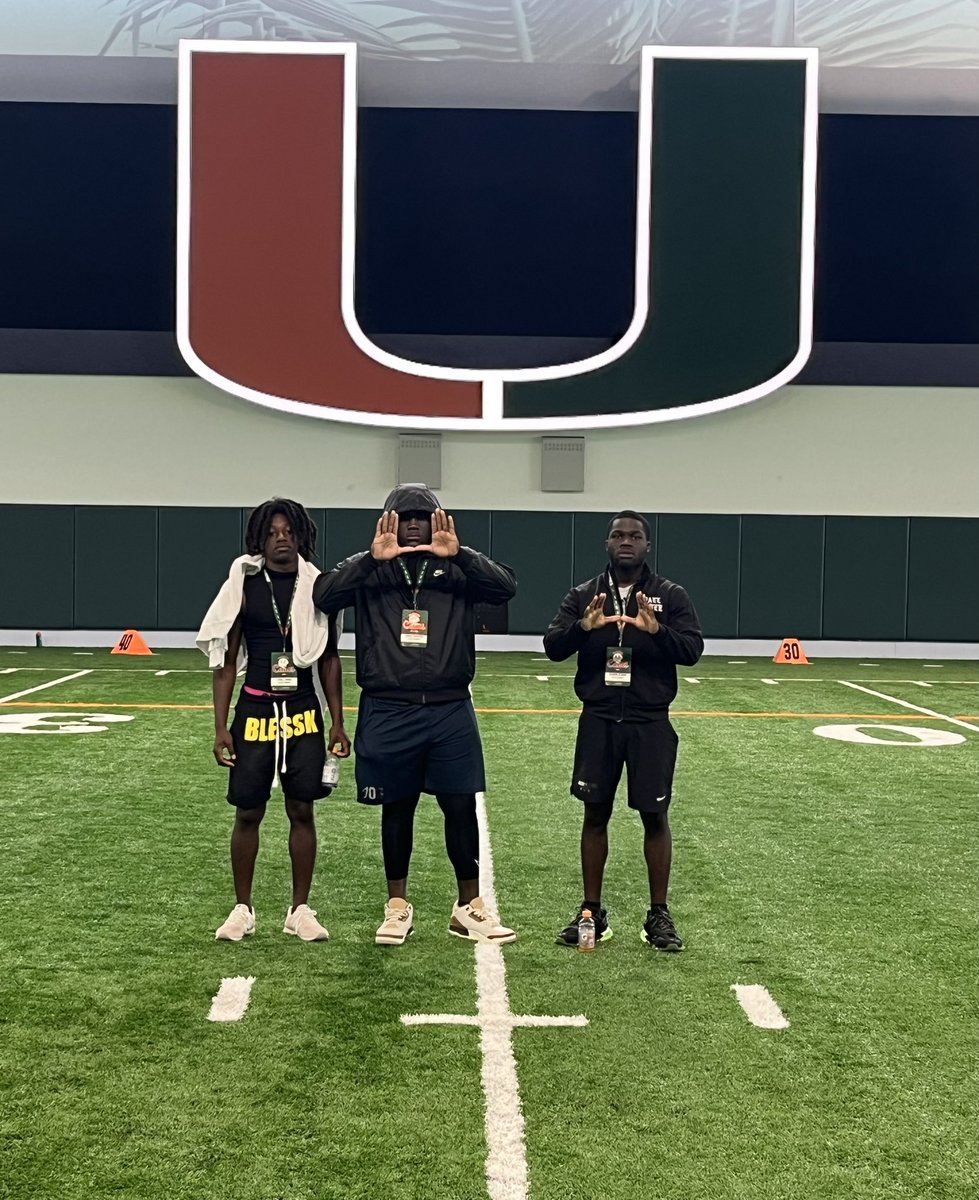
top-left (313, 484), bottom-right (518, 947)
top-left (544, 511), bottom-right (703, 950)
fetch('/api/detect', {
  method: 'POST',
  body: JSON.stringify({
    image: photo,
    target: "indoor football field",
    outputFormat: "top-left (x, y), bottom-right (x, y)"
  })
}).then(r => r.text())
top-left (1, 647), bottom-right (975, 1200)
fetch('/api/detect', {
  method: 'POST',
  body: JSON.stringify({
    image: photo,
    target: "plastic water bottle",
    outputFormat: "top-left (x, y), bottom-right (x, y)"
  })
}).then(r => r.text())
top-left (577, 908), bottom-right (596, 953)
top-left (322, 753), bottom-right (341, 789)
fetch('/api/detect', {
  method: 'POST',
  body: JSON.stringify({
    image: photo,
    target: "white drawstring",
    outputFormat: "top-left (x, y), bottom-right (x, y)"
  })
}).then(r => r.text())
top-left (272, 699), bottom-right (290, 789)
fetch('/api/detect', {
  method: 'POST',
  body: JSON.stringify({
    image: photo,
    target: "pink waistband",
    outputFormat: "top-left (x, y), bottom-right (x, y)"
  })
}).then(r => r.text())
top-left (243, 685), bottom-right (275, 698)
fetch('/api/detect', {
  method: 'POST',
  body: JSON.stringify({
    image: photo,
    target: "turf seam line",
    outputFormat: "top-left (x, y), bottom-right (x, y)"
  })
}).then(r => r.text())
top-left (839, 681), bottom-right (979, 734)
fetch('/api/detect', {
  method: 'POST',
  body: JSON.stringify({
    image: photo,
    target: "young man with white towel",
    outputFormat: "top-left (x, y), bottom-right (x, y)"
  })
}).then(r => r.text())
top-left (198, 498), bottom-right (349, 943)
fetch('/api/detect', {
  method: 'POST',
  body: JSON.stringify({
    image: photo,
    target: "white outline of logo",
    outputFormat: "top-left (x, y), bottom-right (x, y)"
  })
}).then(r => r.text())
top-left (177, 41), bottom-right (818, 431)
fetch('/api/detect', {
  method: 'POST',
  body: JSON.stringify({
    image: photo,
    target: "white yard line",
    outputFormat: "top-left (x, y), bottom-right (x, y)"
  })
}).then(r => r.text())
top-left (761, 678), bottom-right (778, 685)
top-left (0, 670), bottom-right (92, 705)
top-left (207, 976), bottom-right (256, 1023)
top-left (731, 984), bottom-right (789, 1030)
top-left (401, 792), bottom-right (587, 1200)
top-left (839, 681), bottom-right (979, 734)
top-left (0, 667), bottom-right (18, 674)
top-left (911, 681), bottom-right (932, 688)
top-left (155, 670), bottom-right (171, 676)
top-left (535, 675), bottom-right (549, 682)
top-left (684, 677), bottom-right (700, 684)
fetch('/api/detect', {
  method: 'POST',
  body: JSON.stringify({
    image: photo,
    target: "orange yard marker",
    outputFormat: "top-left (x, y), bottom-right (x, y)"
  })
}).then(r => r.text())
top-left (110, 630), bottom-right (154, 656)
top-left (773, 637), bottom-right (809, 665)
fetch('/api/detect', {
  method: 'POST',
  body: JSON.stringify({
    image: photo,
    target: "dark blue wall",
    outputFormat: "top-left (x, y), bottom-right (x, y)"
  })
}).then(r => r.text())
top-left (1, 103), bottom-right (976, 356)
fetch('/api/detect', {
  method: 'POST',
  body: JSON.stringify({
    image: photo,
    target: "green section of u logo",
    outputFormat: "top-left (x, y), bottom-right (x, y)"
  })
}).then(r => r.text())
top-left (504, 55), bottom-right (814, 421)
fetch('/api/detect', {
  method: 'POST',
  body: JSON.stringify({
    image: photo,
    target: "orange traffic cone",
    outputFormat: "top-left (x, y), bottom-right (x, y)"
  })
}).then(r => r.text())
top-left (111, 630), bottom-right (154, 656)
top-left (773, 637), bottom-right (809, 664)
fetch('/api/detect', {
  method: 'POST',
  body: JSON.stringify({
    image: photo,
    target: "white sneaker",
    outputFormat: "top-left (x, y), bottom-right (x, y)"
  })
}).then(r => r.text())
top-left (449, 897), bottom-right (517, 944)
top-left (215, 903), bottom-right (255, 941)
top-left (375, 897), bottom-right (414, 946)
top-left (283, 904), bottom-right (330, 942)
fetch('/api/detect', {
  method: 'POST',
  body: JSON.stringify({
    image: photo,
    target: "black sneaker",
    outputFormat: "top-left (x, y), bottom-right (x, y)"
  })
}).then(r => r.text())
top-left (642, 906), bottom-right (683, 951)
top-left (556, 905), bottom-right (612, 946)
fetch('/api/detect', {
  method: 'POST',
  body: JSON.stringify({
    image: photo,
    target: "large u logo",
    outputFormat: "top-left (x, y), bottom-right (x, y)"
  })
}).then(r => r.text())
top-left (178, 42), bottom-right (817, 430)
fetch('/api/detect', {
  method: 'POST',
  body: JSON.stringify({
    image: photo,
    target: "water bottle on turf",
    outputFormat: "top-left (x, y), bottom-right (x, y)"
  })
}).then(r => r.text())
top-left (322, 752), bottom-right (341, 790)
top-left (577, 909), bottom-right (596, 953)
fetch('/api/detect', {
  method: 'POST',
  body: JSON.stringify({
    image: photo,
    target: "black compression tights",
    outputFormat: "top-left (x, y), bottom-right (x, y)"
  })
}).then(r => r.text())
top-left (381, 792), bottom-right (479, 882)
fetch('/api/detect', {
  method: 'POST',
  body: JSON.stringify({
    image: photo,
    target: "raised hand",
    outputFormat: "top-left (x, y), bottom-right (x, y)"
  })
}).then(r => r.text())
top-left (371, 511), bottom-right (403, 560)
top-left (429, 509), bottom-right (460, 558)
top-left (581, 592), bottom-right (611, 631)
top-left (635, 592), bottom-right (660, 634)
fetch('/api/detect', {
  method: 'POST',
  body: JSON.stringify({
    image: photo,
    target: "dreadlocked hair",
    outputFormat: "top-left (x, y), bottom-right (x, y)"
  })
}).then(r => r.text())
top-left (245, 498), bottom-right (318, 562)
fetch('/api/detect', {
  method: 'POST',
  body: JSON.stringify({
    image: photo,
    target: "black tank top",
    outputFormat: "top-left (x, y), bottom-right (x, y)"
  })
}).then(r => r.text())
top-left (241, 569), bottom-right (315, 695)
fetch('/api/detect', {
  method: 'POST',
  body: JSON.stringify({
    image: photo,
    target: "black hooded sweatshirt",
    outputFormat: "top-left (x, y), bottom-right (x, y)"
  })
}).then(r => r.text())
top-left (312, 485), bottom-right (517, 704)
top-left (543, 563), bottom-right (703, 721)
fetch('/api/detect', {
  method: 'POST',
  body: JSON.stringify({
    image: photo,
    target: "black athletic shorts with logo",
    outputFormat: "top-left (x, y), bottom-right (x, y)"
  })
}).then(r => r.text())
top-left (570, 710), bottom-right (679, 813)
top-left (353, 695), bottom-right (487, 805)
top-left (227, 690), bottom-right (329, 809)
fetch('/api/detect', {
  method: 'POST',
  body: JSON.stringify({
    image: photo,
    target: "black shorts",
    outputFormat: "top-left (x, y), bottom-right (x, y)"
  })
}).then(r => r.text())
top-left (227, 691), bottom-right (329, 809)
top-left (354, 695), bottom-right (486, 805)
top-left (570, 711), bottom-right (679, 812)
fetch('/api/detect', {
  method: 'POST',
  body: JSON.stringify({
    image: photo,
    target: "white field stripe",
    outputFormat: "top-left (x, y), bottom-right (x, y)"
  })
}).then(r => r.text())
top-left (401, 792), bottom-right (587, 1200)
top-left (474, 792), bottom-right (529, 1200)
top-left (535, 675), bottom-right (549, 681)
top-left (840, 680), bottom-right (979, 734)
top-left (0, 669), bottom-right (92, 705)
top-left (207, 976), bottom-right (256, 1023)
top-left (762, 678), bottom-right (778, 685)
top-left (911, 681), bottom-right (932, 688)
top-left (731, 984), bottom-right (789, 1030)
top-left (684, 677), bottom-right (700, 684)
top-left (0, 667), bottom-right (18, 674)
top-left (401, 1013), bottom-right (588, 1029)
top-left (155, 670), bottom-right (171, 676)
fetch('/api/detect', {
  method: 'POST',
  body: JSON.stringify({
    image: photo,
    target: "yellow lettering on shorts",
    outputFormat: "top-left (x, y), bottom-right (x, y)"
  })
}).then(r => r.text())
top-left (244, 717), bottom-right (260, 742)
top-left (291, 713), bottom-right (306, 738)
top-left (304, 709), bottom-right (319, 735)
top-left (268, 716), bottom-right (278, 741)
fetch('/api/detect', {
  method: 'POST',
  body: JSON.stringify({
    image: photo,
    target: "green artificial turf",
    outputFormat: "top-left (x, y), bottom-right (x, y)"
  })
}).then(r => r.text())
top-left (0, 649), bottom-right (975, 1199)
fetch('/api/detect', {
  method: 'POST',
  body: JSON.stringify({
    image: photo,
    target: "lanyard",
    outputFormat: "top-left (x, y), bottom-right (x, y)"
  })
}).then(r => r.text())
top-left (263, 570), bottom-right (299, 649)
top-left (398, 558), bottom-right (429, 608)
top-left (607, 569), bottom-right (636, 647)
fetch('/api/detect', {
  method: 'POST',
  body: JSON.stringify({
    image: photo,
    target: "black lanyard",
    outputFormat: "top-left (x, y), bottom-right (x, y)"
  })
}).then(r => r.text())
top-left (263, 570), bottom-right (299, 650)
top-left (607, 568), bottom-right (636, 647)
top-left (398, 558), bottom-right (429, 608)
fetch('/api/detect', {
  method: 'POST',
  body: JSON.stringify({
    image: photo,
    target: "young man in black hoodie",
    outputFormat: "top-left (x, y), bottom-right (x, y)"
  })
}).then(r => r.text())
top-left (313, 484), bottom-right (518, 946)
top-left (544, 511), bottom-right (703, 951)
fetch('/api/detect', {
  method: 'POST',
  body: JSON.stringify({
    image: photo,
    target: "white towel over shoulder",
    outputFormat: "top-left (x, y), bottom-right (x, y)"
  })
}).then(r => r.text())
top-left (196, 554), bottom-right (330, 669)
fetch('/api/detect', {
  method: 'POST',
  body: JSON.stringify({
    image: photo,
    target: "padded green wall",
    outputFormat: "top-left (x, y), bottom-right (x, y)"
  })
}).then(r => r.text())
top-left (1, 506), bottom-right (975, 643)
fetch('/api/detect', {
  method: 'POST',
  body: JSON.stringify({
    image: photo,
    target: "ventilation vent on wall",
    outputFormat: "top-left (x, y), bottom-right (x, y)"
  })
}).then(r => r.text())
top-left (398, 434), bottom-right (442, 488)
top-left (540, 437), bottom-right (585, 493)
